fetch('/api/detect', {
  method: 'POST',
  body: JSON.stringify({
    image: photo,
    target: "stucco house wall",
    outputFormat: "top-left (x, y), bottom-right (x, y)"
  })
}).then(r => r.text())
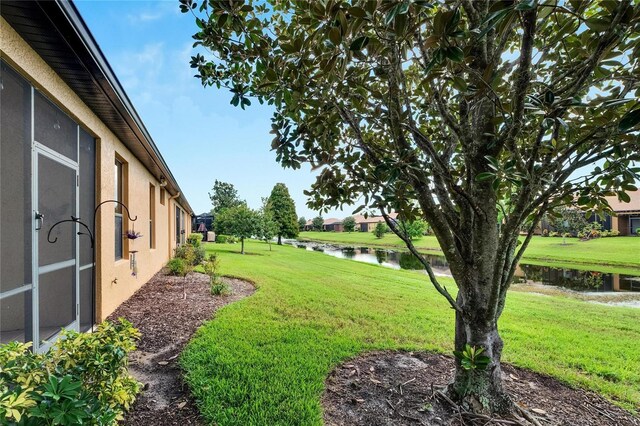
top-left (1, 16), bottom-right (191, 322)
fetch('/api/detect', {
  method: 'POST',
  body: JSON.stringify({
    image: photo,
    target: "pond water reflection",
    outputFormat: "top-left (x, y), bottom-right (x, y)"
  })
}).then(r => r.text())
top-left (290, 241), bottom-right (640, 293)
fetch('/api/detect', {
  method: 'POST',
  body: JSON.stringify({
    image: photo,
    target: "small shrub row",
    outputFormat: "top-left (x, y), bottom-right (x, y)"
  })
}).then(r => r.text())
top-left (542, 227), bottom-right (621, 238)
top-left (0, 319), bottom-right (140, 425)
top-left (215, 235), bottom-right (237, 244)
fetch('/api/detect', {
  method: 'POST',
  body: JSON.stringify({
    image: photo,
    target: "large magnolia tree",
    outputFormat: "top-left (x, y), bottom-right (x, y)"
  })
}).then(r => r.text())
top-left (183, 0), bottom-right (640, 415)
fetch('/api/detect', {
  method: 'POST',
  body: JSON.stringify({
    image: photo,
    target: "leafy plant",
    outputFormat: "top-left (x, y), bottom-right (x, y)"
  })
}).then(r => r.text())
top-left (266, 183), bottom-right (299, 244)
top-left (311, 216), bottom-right (324, 232)
top-left (187, 233), bottom-right (203, 247)
top-left (186, 0), bottom-right (640, 413)
top-left (214, 204), bottom-right (260, 254)
top-left (342, 216), bottom-right (357, 233)
top-left (124, 230), bottom-right (142, 240)
top-left (374, 222), bottom-right (388, 239)
top-left (209, 180), bottom-right (243, 217)
top-left (166, 258), bottom-right (187, 276)
top-left (175, 242), bottom-right (205, 266)
top-left (202, 254), bottom-right (230, 296)
top-left (0, 319), bottom-right (140, 425)
top-left (202, 253), bottom-right (220, 278)
top-left (453, 345), bottom-right (491, 371)
top-left (210, 281), bottom-right (231, 296)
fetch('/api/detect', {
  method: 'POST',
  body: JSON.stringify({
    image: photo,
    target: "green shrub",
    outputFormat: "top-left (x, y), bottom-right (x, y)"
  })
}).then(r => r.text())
top-left (216, 235), bottom-right (238, 244)
top-left (611, 230), bottom-right (620, 237)
top-left (202, 254), bottom-right (229, 296)
top-left (374, 222), bottom-right (388, 239)
top-left (174, 244), bottom-right (205, 266)
top-left (210, 281), bottom-right (231, 296)
top-left (0, 319), bottom-right (140, 425)
top-left (202, 254), bottom-right (220, 278)
top-left (167, 258), bottom-right (187, 276)
top-left (187, 233), bottom-right (203, 247)
top-left (549, 231), bottom-right (559, 237)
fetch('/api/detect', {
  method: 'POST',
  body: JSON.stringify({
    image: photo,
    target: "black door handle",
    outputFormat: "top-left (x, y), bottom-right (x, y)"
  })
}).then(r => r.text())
top-left (35, 212), bottom-right (44, 230)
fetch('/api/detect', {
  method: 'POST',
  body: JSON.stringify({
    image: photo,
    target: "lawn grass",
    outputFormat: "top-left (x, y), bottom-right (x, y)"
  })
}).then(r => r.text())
top-left (181, 241), bottom-right (640, 425)
top-left (299, 231), bottom-right (640, 272)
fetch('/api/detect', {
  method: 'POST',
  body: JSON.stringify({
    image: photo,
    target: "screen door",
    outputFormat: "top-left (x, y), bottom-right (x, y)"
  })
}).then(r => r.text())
top-left (34, 149), bottom-right (79, 351)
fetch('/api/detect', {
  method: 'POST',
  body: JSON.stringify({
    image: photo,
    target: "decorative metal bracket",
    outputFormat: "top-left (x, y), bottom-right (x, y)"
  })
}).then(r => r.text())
top-left (46, 199), bottom-right (138, 327)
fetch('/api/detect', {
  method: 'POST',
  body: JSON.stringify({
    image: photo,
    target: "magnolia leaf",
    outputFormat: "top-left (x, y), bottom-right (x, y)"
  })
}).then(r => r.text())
top-left (329, 27), bottom-right (341, 45)
top-left (515, 0), bottom-right (536, 11)
top-left (585, 17), bottom-right (611, 32)
top-left (618, 109), bottom-right (640, 131)
top-left (349, 36), bottom-right (370, 51)
top-left (385, 4), bottom-right (400, 26)
top-left (444, 46), bottom-right (464, 62)
top-left (348, 6), bottom-right (367, 18)
top-left (475, 172), bottom-right (495, 182)
top-left (619, 191), bottom-right (631, 203)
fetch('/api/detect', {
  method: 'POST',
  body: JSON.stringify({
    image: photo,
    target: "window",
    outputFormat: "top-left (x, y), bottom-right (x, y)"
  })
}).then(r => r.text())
top-left (149, 184), bottom-right (156, 249)
top-left (175, 205), bottom-right (181, 246)
top-left (114, 159), bottom-right (123, 260)
top-left (180, 208), bottom-right (186, 244)
top-left (160, 188), bottom-right (165, 205)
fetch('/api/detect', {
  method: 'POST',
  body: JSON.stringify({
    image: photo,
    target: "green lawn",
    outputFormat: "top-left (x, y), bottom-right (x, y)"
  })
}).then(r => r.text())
top-left (181, 241), bottom-right (640, 425)
top-left (299, 231), bottom-right (640, 272)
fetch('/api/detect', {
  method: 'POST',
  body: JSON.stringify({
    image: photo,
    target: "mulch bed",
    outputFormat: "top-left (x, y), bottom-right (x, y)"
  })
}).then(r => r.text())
top-left (107, 271), bottom-right (255, 426)
top-left (323, 351), bottom-right (639, 426)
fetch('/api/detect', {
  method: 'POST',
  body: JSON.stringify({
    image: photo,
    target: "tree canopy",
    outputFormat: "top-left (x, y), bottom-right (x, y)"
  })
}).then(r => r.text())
top-left (209, 180), bottom-right (243, 216)
top-left (374, 221), bottom-right (388, 239)
top-left (311, 216), bottom-right (325, 232)
top-left (342, 216), bottom-right (357, 232)
top-left (266, 183), bottom-right (299, 244)
top-left (214, 204), bottom-right (258, 254)
top-left (256, 209), bottom-right (279, 250)
top-left (186, 0), bottom-right (640, 415)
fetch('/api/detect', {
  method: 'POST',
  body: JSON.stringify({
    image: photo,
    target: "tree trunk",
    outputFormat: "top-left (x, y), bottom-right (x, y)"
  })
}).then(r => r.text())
top-left (449, 297), bottom-right (512, 414)
top-left (277, 234), bottom-right (282, 245)
top-left (241, 237), bottom-right (245, 254)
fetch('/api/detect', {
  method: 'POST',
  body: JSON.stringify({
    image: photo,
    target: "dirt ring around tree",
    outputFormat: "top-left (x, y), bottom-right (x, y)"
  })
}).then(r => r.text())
top-left (107, 271), bottom-right (255, 426)
top-left (322, 351), bottom-right (639, 426)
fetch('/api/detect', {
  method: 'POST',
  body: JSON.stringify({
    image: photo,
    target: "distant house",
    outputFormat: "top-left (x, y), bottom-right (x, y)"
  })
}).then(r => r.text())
top-left (304, 219), bottom-right (314, 231)
top-left (608, 191), bottom-right (640, 235)
top-left (323, 218), bottom-right (343, 232)
top-left (352, 213), bottom-right (398, 232)
top-left (539, 191), bottom-right (640, 236)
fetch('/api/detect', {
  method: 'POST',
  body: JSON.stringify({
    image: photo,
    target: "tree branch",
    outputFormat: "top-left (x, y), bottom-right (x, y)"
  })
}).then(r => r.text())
top-left (380, 208), bottom-right (462, 313)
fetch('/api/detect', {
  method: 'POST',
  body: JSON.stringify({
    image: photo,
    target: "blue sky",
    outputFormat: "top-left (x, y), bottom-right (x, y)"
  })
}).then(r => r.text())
top-left (75, 1), bottom-right (342, 219)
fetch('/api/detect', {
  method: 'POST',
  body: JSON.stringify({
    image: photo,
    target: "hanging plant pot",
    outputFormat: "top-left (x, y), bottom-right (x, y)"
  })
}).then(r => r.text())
top-left (125, 230), bottom-right (143, 240)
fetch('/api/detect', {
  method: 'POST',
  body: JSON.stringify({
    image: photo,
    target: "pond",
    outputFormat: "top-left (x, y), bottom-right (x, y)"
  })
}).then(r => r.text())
top-left (288, 241), bottom-right (640, 294)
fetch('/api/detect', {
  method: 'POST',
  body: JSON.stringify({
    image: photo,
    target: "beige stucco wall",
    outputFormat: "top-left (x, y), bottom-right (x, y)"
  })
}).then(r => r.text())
top-left (1, 17), bottom-right (191, 322)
